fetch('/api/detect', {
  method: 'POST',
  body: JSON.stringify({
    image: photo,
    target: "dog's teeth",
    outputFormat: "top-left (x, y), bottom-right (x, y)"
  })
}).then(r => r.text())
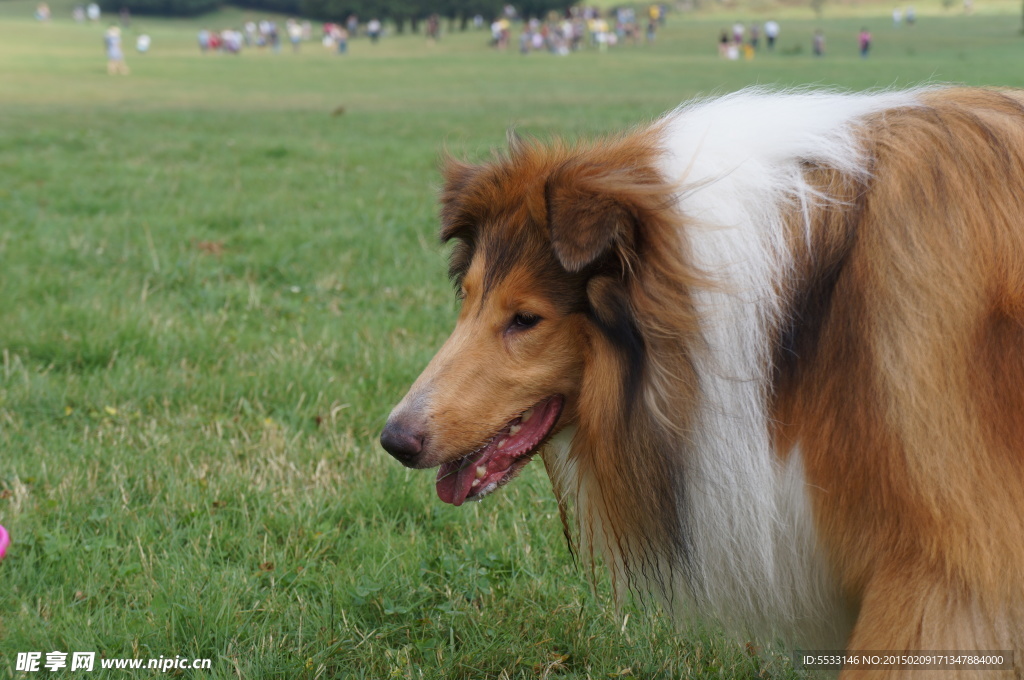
top-left (476, 465), bottom-right (487, 478)
top-left (471, 479), bottom-right (480, 487)
top-left (509, 424), bottom-right (521, 436)
top-left (521, 408), bottom-right (534, 423)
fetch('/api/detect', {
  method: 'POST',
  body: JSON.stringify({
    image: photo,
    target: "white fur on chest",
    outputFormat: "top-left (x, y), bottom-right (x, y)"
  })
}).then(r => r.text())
top-left (649, 89), bottom-right (924, 642)
top-left (548, 89), bottom-right (929, 644)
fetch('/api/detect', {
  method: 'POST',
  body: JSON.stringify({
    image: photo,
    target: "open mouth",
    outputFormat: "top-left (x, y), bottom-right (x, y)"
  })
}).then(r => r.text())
top-left (435, 395), bottom-right (564, 506)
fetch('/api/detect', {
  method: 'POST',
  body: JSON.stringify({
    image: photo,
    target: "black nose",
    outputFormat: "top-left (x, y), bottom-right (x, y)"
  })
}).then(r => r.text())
top-left (380, 418), bottom-right (425, 466)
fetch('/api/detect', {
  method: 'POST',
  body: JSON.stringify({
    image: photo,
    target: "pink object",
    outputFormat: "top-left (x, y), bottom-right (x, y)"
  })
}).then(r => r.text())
top-left (0, 524), bottom-right (9, 560)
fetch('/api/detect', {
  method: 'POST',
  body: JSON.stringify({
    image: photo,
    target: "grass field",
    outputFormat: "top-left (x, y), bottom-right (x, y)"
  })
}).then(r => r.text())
top-left (1, 1), bottom-right (1023, 677)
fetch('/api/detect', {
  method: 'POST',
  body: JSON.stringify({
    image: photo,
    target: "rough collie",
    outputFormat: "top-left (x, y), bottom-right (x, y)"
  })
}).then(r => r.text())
top-left (381, 87), bottom-right (1024, 677)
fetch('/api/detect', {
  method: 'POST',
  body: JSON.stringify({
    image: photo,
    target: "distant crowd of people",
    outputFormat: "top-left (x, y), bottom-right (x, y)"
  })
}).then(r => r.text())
top-left (65, 2), bottom-right (131, 26)
top-left (196, 16), bottom-right (391, 56)
top-left (31, 0), bottom-right (963, 72)
top-left (892, 6), bottom-right (917, 26)
top-left (714, 16), bottom-right (924, 59)
top-left (717, 19), bottom-right (779, 60)
top-left (488, 4), bottom-right (666, 56)
top-left (321, 17), bottom-right (381, 52)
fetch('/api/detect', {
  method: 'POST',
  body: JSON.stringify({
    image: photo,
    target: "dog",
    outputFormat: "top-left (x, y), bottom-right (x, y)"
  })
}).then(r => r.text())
top-left (381, 87), bottom-right (1024, 677)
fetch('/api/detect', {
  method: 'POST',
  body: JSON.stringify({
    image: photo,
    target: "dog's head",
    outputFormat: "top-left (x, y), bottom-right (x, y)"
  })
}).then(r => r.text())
top-left (381, 131), bottom-right (701, 508)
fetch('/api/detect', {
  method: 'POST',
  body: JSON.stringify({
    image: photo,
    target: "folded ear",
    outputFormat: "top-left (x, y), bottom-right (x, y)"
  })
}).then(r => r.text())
top-left (439, 155), bottom-right (482, 243)
top-left (545, 163), bottom-right (643, 273)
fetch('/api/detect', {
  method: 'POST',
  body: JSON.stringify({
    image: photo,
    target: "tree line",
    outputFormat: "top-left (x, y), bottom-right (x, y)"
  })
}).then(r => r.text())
top-left (100, 0), bottom-right (569, 28)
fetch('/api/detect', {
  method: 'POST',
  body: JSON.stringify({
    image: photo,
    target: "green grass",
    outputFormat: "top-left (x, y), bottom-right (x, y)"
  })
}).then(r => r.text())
top-left (1, 2), bottom-right (1023, 677)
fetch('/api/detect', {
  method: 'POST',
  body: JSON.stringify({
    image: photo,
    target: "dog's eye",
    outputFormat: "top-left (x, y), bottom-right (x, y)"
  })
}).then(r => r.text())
top-left (509, 312), bottom-right (541, 332)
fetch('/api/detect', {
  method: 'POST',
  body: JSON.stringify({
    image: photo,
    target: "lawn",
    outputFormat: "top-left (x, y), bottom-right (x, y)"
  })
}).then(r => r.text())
top-left (1, 1), bottom-right (1022, 677)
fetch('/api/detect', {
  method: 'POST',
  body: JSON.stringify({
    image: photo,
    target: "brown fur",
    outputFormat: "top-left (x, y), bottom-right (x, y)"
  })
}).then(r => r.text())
top-left (774, 89), bottom-right (1024, 677)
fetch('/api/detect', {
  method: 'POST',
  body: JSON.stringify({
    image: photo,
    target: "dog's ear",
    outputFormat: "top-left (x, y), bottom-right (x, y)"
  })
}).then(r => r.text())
top-left (545, 163), bottom-right (645, 273)
top-left (439, 155), bottom-right (481, 243)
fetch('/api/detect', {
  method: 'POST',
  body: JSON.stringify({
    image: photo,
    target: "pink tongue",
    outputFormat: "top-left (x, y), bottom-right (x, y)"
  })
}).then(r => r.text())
top-left (435, 396), bottom-right (562, 506)
top-left (435, 456), bottom-right (480, 507)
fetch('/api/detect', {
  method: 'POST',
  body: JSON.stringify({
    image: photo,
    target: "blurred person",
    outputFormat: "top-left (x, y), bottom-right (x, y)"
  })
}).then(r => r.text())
top-left (73, 5), bottom-right (85, 22)
top-left (335, 25), bottom-right (348, 54)
top-left (136, 32), bottom-right (150, 52)
top-left (119, 6), bottom-right (130, 26)
top-left (905, 6), bottom-right (916, 24)
top-left (519, 25), bottom-right (530, 53)
top-left (426, 13), bottom-right (440, 43)
top-left (893, 7), bottom-right (902, 26)
top-left (813, 28), bottom-right (825, 56)
top-left (198, 28), bottom-right (210, 52)
top-left (732, 21), bottom-right (744, 44)
top-left (556, 19), bottom-right (572, 54)
top-left (859, 27), bottom-right (871, 57)
top-left (764, 18), bottom-right (779, 49)
top-left (622, 16), bottom-right (638, 46)
top-left (570, 18), bottom-right (583, 50)
top-left (86, 2), bottom-right (100, 21)
top-left (321, 24), bottom-right (335, 48)
top-left (268, 21), bottom-right (280, 52)
top-left (718, 28), bottom-right (729, 57)
top-left (223, 29), bottom-right (242, 53)
top-left (287, 19), bottom-right (302, 51)
top-left (593, 16), bottom-right (609, 51)
top-left (498, 18), bottom-right (510, 49)
top-left (366, 18), bottom-right (381, 43)
top-left (35, 3), bottom-right (51, 20)
top-left (104, 25), bottom-right (129, 74)
top-left (749, 22), bottom-right (760, 49)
